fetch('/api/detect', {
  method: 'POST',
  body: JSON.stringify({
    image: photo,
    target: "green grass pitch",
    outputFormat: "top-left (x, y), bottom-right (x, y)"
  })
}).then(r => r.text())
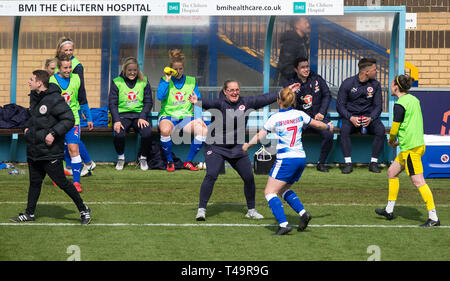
top-left (1, 164), bottom-right (449, 261)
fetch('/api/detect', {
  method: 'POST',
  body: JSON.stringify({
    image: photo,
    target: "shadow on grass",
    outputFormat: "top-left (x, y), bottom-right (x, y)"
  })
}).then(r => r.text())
top-left (393, 206), bottom-right (424, 222)
top-left (206, 202), bottom-right (248, 218)
top-left (35, 204), bottom-right (78, 221)
top-left (374, 205), bottom-right (424, 223)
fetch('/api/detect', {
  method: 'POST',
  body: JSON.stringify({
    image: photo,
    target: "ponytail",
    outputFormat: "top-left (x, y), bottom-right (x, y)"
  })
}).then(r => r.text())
top-left (278, 87), bottom-right (296, 108)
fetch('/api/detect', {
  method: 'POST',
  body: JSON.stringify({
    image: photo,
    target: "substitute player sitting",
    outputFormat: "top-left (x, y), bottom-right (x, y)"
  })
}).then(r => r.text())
top-left (243, 86), bottom-right (334, 235)
top-left (157, 49), bottom-right (207, 172)
top-left (375, 75), bottom-right (440, 227)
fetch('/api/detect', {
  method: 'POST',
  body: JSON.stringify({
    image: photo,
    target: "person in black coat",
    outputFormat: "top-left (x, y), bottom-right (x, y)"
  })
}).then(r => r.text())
top-left (10, 70), bottom-right (91, 225)
top-left (284, 57), bottom-right (333, 172)
top-left (336, 58), bottom-right (385, 174)
top-left (189, 80), bottom-right (287, 221)
top-left (275, 17), bottom-right (311, 86)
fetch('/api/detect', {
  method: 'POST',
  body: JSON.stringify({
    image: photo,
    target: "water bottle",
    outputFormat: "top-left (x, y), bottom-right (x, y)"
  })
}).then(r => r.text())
top-left (360, 116), bottom-right (367, 135)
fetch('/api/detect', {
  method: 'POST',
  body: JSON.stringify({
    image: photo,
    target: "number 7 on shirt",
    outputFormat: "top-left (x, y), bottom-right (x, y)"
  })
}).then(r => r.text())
top-left (287, 126), bottom-right (297, 147)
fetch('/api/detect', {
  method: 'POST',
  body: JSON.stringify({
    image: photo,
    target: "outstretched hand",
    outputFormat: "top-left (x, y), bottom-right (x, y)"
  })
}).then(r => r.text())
top-left (189, 91), bottom-right (198, 104)
top-left (288, 82), bottom-right (301, 93)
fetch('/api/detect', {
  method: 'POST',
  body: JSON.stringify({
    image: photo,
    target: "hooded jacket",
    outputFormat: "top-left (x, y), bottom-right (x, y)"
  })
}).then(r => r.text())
top-left (25, 83), bottom-right (75, 161)
top-left (276, 30), bottom-right (309, 86)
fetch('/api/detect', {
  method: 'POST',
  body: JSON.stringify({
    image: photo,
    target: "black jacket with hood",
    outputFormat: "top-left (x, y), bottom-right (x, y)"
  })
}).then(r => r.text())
top-left (25, 83), bottom-right (75, 161)
top-left (276, 30), bottom-right (309, 86)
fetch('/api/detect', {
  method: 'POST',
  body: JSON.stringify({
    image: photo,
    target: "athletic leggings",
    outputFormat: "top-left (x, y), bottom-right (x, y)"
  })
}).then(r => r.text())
top-left (198, 149), bottom-right (256, 210)
top-left (113, 117), bottom-right (152, 157)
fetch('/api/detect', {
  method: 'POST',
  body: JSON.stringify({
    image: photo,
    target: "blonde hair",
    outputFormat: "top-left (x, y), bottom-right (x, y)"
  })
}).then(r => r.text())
top-left (55, 36), bottom-right (74, 58)
top-left (168, 49), bottom-right (185, 67)
top-left (122, 56), bottom-right (144, 81)
top-left (44, 58), bottom-right (57, 69)
top-left (278, 87), bottom-right (296, 108)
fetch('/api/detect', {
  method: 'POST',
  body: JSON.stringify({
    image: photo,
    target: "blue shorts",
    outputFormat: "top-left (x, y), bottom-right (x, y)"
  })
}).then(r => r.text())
top-left (65, 125), bottom-right (81, 145)
top-left (269, 157), bottom-right (306, 184)
top-left (158, 116), bottom-right (194, 130)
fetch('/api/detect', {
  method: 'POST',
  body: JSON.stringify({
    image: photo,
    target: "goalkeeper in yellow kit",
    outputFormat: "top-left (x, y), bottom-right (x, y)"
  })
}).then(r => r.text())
top-left (375, 74), bottom-right (440, 227)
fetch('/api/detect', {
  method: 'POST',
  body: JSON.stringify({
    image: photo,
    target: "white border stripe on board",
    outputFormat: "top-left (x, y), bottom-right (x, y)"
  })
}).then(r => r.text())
top-left (0, 222), bottom-right (449, 228)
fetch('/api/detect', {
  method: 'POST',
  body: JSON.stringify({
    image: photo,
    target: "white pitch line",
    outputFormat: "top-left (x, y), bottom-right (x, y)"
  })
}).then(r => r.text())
top-left (1, 201), bottom-right (449, 207)
top-left (0, 222), bottom-right (449, 228)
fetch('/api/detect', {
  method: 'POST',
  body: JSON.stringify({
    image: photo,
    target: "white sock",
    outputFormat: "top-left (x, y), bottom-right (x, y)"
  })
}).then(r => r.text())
top-left (280, 222), bottom-right (288, 227)
top-left (194, 135), bottom-right (206, 142)
top-left (299, 209), bottom-right (306, 216)
top-left (371, 157), bottom-right (378, 163)
top-left (265, 193), bottom-right (278, 202)
top-left (386, 200), bottom-right (396, 213)
top-left (140, 155), bottom-right (147, 160)
top-left (429, 209), bottom-right (438, 221)
top-left (118, 154), bottom-right (125, 160)
top-left (344, 157), bottom-right (352, 163)
top-left (160, 135), bottom-right (171, 142)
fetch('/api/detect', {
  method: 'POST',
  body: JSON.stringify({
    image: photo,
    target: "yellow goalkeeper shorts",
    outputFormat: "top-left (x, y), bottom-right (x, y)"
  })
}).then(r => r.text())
top-left (395, 145), bottom-right (425, 176)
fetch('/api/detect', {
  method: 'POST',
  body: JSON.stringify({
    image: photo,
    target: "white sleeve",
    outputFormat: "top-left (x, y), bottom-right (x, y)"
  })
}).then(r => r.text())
top-left (263, 115), bottom-right (276, 132)
top-left (301, 111), bottom-right (312, 127)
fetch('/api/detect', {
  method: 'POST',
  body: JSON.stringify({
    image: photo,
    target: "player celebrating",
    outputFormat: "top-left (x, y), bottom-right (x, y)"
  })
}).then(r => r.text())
top-left (243, 86), bottom-right (334, 235)
top-left (49, 54), bottom-right (84, 192)
top-left (375, 75), bottom-right (440, 227)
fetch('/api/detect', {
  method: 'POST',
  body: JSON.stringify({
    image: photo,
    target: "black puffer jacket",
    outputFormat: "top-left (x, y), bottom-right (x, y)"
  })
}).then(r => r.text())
top-left (276, 30), bottom-right (309, 86)
top-left (25, 83), bottom-right (75, 161)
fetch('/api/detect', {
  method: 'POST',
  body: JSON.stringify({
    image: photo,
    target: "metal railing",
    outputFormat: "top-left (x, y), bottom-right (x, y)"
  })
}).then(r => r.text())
top-left (216, 16), bottom-right (392, 112)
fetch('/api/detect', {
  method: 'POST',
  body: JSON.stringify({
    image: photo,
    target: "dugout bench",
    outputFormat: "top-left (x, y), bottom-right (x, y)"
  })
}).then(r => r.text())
top-left (0, 111), bottom-right (393, 163)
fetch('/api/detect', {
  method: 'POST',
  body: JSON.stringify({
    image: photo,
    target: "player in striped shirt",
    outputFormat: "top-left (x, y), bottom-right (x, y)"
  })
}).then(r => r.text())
top-left (243, 86), bottom-right (334, 235)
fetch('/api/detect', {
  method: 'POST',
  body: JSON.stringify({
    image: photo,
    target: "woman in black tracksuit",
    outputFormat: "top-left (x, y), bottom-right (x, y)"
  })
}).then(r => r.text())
top-left (189, 80), bottom-right (278, 221)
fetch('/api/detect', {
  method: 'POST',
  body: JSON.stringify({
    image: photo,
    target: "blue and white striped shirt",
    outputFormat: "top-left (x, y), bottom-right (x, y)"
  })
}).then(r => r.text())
top-left (263, 108), bottom-right (311, 159)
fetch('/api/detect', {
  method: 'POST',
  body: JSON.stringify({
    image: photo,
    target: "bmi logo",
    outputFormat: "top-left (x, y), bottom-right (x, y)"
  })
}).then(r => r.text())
top-left (293, 2), bottom-right (306, 13)
top-left (167, 2), bottom-right (180, 14)
top-left (441, 154), bottom-right (449, 163)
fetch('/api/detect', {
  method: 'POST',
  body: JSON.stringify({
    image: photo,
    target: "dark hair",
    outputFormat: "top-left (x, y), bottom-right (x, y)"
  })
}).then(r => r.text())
top-left (57, 53), bottom-right (72, 69)
top-left (222, 80), bottom-right (240, 92)
top-left (358, 58), bottom-right (377, 71)
top-left (293, 56), bottom-right (309, 68)
top-left (289, 16), bottom-right (309, 29)
top-left (394, 74), bottom-right (415, 92)
top-left (32, 69), bottom-right (50, 88)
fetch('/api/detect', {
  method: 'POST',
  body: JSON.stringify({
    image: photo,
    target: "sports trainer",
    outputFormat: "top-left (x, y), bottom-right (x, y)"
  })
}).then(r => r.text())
top-left (375, 75), bottom-right (439, 227)
top-left (189, 80), bottom-right (282, 221)
top-left (336, 57), bottom-right (385, 174)
top-left (284, 57), bottom-right (333, 172)
top-left (10, 70), bottom-right (91, 225)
